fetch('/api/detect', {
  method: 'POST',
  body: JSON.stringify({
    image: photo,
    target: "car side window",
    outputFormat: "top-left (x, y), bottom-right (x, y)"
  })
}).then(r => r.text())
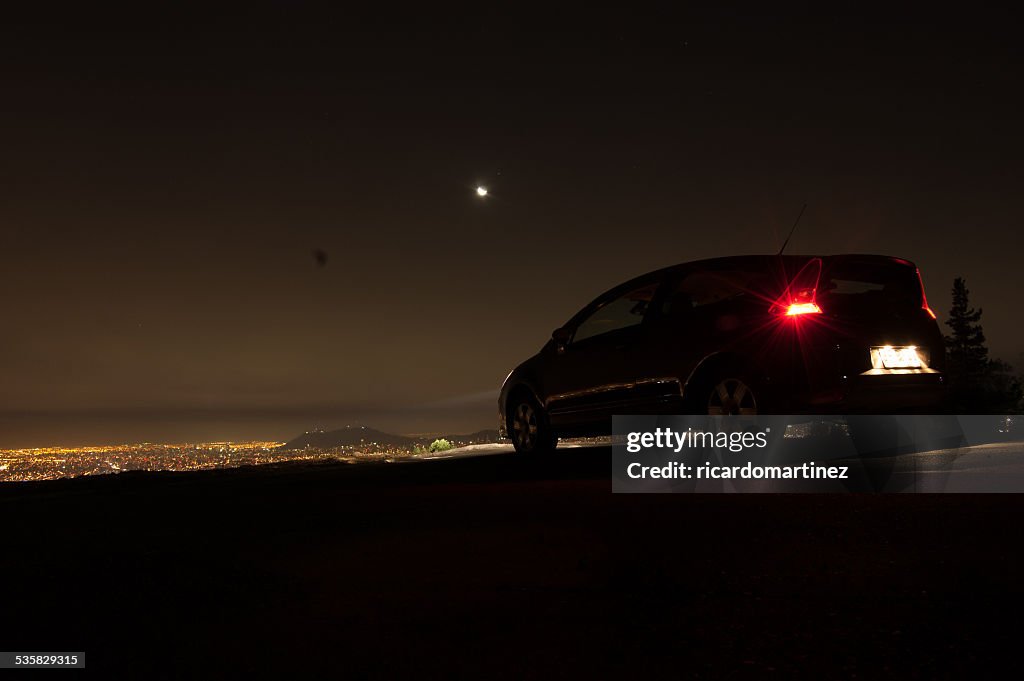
top-left (572, 282), bottom-right (659, 343)
top-left (661, 270), bottom-right (763, 316)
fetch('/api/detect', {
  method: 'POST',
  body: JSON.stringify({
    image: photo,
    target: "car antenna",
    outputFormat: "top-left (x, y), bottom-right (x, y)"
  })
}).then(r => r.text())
top-left (777, 203), bottom-right (807, 256)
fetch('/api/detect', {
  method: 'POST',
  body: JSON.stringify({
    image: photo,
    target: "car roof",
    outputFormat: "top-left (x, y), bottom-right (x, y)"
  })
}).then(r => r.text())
top-left (638, 253), bottom-right (917, 282)
top-left (566, 253), bottom-right (920, 325)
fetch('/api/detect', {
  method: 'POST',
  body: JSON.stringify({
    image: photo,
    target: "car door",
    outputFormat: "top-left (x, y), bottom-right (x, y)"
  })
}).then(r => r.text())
top-left (636, 266), bottom-right (767, 411)
top-left (544, 278), bottom-right (662, 430)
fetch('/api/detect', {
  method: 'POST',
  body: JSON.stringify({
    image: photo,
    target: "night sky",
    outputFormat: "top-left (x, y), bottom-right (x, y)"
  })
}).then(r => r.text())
top-left (2, 6), bottom-right (1022, 446)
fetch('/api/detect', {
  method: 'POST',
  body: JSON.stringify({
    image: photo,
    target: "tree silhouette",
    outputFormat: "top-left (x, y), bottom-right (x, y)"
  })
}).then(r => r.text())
top-left (943, 277), bottom-right (1022, 413)
top-left (945, 278), bottom-right (987, 381)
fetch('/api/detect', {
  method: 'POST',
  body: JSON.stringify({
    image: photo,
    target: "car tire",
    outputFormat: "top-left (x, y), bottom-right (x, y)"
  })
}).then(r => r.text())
top-left (689, 369), bottom-right (761, 416)
top-left (508, 394), bottom-right (557, 455)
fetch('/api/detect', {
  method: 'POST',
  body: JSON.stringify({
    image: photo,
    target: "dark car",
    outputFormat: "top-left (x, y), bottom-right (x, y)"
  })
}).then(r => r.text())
top-left (498, 254), bottom-right (947, 454)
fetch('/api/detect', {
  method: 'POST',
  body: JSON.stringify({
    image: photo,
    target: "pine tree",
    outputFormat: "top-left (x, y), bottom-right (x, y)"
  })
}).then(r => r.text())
top-left (943, 277), bottom-right (1022, 413)
top-left (944, 277), bottom-right (988, 385)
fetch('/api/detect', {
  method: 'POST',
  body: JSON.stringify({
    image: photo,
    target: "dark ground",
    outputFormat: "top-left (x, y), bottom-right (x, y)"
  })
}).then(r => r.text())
top-left (2, 448), bottom-right (1022, 678)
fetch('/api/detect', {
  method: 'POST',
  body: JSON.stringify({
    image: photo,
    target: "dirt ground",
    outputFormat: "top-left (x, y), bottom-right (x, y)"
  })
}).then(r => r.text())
top-left (2, 447), bottom-right (1022, 678)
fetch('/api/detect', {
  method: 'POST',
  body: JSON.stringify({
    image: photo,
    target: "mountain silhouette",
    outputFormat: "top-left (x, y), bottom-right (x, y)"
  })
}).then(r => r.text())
top-left (280, 425), bottom-right (499, 451)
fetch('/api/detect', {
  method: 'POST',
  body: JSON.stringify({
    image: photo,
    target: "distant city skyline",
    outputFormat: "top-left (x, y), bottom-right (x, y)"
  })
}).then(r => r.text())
top-left (0, 425), bottom-right (503, 481)
top-left (1, 401), bottom-right (500, 449)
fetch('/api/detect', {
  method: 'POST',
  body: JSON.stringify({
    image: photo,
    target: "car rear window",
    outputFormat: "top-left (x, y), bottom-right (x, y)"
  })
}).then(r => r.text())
top-left (820, 260), bottom-right (921, 307)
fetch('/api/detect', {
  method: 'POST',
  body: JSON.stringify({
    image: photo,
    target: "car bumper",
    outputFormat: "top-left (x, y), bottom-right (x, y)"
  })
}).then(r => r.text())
top-left (807, 370), bottom-right (948, 414)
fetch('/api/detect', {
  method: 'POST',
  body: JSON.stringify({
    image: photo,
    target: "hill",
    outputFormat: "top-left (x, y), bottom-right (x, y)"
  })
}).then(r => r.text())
top-left (280, 426), bottom-right (417, 450)
top-left (280, 426), bottom-right (500, 451)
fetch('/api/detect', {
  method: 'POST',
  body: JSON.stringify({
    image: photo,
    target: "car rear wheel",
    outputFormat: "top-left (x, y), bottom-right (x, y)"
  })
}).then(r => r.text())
top-left (706, 376), bottom-right (758, 415)
top-left (509, 395), bottom-right (556, 455)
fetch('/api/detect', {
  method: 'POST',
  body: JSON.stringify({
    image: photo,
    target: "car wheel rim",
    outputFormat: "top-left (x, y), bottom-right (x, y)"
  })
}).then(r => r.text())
top-left (512, 403), bottom-right (538, 450)
top-left (707, 378), bottom-right (757, 415)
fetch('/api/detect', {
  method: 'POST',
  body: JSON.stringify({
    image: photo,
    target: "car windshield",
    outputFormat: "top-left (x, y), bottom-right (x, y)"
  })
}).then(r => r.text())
top-left (573, 282), bottom-right (658, 342)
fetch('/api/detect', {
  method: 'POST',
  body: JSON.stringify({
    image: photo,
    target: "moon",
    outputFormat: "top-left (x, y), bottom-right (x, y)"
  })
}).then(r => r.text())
top-left (476, 186), bottom-right (488, 197)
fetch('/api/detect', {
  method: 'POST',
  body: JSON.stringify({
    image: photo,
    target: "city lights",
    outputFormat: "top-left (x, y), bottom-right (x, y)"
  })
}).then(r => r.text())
top-left (0, 434), bottom-right (496, 483)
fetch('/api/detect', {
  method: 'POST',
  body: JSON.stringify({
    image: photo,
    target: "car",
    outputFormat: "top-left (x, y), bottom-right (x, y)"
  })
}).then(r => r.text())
top-left (498, 254), bottom-right (947, 454)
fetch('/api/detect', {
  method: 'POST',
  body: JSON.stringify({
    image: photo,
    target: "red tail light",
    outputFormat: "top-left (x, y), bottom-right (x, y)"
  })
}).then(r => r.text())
top-left (772, 258), bottom-right (823, 317)
top-left (916, 268), bottom-right (937, 319)
top-left (785, 301), bottom-right (822, 316)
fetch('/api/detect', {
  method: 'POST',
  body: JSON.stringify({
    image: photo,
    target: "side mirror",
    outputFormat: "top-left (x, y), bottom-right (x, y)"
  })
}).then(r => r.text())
top-left (552, 327), bottom-right (571, 346)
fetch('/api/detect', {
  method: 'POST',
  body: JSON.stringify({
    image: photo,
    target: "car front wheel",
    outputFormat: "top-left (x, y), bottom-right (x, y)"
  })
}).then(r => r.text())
top-left (509, 395), bottom-right (557, 455)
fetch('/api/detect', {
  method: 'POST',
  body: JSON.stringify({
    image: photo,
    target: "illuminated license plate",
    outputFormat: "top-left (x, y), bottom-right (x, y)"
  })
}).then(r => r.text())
top-left (870, 345), bottom-right (928, 369)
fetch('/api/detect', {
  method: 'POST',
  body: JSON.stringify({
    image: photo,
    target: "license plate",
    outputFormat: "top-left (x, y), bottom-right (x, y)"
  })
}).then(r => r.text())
top-left (870, 346), bottom-right (928, 369)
